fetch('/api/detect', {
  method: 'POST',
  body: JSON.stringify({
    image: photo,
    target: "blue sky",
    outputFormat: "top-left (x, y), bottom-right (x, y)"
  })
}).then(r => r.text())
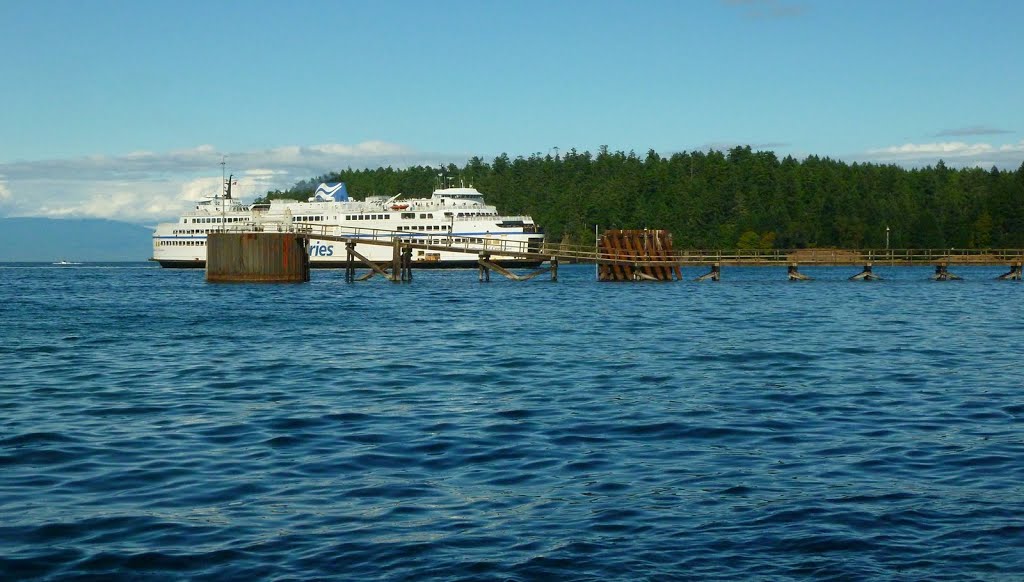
top-left (1, 0), bottom-right (1022, 223)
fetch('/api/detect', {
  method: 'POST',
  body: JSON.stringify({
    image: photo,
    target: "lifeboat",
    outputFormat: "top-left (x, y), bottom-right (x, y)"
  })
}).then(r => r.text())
top-left (391, 203), bottom-right (409, 210)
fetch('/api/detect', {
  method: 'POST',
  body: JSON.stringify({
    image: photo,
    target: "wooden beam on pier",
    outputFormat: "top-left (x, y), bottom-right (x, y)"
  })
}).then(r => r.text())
top-left (477, 253), bottom-right (555, 282)
top-left (344, 241), bottom-right (404, 282)
top-left (788, 263), bottom-right (812, 281)
top-left (997, 261), bottom-right (1022, 280)
top-left (850, 263), bottom-right (881, 281)
top-left (695, 262), bottom-right (720, 282)
top-left (932, 262), bottom-right (962, 281)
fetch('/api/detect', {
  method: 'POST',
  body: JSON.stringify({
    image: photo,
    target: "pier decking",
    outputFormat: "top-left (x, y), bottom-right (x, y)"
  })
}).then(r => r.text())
top-left (208, 225), bottom-right (1024, 282)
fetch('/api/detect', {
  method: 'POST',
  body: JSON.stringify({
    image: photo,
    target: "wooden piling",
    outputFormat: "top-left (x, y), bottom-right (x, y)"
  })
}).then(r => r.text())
top-left (206, 232), bottom-right (309, 283)
top-left (598, 229), bottom-right (681, 281)
top-left (391, 239), bottom-right (402, 282)
top-left (478, 252), bottom-right (491, 282)
top-left (345, 242), bottom-right (356, 282)
top-left (401, 245), bottom-right (413, 281)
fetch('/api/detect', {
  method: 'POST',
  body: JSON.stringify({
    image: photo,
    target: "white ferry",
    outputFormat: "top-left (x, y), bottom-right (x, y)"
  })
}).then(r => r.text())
top-left (151, 178), bottom-right (545, 268)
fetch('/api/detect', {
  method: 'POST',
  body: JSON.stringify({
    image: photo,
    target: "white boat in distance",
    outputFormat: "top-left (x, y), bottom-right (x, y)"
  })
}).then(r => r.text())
top-left (151, 178), bottom-right (545, 268)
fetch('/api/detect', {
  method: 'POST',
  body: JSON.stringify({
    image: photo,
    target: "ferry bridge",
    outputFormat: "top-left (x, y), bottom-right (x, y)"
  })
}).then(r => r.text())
top-left (207, 224), bottom-right (1024, 282)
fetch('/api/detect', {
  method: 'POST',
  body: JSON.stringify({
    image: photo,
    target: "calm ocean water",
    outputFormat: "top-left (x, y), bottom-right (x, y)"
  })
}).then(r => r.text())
top-left (1, 262), bottom-right (1022, 580)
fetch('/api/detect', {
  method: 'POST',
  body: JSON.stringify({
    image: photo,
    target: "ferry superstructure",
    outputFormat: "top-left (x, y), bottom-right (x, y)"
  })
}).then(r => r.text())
top-left (151, 180), bottom-right (545, 268)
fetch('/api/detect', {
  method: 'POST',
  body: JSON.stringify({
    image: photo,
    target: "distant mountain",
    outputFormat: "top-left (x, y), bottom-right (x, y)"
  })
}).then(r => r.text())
top-left (0, 218), bottom-right (154, 262)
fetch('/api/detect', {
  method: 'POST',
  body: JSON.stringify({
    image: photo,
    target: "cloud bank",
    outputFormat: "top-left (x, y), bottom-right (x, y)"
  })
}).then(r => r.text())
top-left (0, 142), bottom-right (463, 223)
top-left (863, 140), bottom-right (1024, 168)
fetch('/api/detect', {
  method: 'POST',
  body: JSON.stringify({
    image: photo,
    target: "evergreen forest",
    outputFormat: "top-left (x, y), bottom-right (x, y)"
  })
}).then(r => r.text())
top-left (257, 146), bottom-right (1024, 249)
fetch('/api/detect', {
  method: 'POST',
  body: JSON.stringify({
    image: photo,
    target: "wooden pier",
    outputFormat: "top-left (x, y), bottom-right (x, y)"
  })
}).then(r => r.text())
top-left (207, 223), bottom-right (1024, 283)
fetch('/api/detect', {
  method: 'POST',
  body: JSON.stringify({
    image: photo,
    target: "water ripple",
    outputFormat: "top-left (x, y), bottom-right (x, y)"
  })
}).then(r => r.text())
top-left (2, 264), bottom-right (1023, 579)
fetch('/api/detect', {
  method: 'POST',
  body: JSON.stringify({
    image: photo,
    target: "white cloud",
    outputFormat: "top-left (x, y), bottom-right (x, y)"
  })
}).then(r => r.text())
top-left (862, 140), bottom-right (1024, 168)
top-left (0, 141), bottom-right (462, 222)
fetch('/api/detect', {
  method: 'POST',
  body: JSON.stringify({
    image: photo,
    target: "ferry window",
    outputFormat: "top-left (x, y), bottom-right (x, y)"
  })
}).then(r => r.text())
top-left (419, 213), bottom-right (427, 219)
top-left (402, 212), bottom-right (415, 219)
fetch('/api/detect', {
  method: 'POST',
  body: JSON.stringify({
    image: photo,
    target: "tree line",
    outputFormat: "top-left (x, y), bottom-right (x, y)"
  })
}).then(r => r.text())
top-left (257, 146), bottom-right (1024, 249)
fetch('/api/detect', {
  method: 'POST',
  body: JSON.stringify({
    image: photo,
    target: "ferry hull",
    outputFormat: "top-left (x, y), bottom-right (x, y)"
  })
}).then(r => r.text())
top-left (153, 259), bottom-right (206, 268)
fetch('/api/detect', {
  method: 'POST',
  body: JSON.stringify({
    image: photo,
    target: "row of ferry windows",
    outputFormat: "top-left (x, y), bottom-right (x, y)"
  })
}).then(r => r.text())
top-left (173, 229), bottom-right (220, 234)
top-left (188, 217), bottom-right (245, 224)
top-left (185, 212), bottom-right (498, 224)
top-left (396, 225), bottom-right (450, 231)
top-left (159, 238), bottom-right (487, 247)
top-left (412, 238), bottom-right (485, 244)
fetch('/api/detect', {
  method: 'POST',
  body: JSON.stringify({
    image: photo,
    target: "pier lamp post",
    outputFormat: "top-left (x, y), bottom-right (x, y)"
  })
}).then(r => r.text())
top-left (886, 226), bottom-right (890, 250)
